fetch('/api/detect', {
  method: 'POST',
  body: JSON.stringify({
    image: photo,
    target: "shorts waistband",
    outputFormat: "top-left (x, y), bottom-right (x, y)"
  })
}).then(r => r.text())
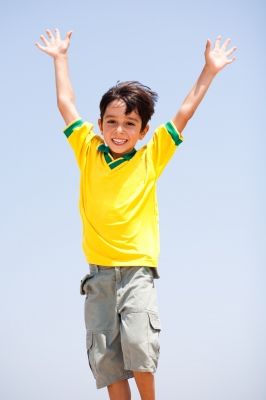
top-left (89, 264), bottom-right (160, 279)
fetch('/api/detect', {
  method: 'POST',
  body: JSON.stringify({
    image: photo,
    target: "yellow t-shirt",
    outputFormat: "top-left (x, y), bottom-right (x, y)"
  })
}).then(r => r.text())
top-left (64, 119), bottom-right (183, 267)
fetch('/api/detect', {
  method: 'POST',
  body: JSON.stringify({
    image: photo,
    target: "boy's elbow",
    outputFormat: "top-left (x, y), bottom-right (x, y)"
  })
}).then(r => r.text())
top-left (179, 105), bottom-right (194, 121)
top-left (57, 96), bottom-right (75, 111)
top-left (57, 99), bottom-right (80, 125)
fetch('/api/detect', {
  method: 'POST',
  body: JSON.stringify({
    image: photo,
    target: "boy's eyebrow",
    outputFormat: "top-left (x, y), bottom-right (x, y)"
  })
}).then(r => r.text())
top-left (104, 114), bottom-right (139, 122)
top-left (126, 116), bottom-right (139, 122)
top-left (104, 114), bottom-right (117, 119)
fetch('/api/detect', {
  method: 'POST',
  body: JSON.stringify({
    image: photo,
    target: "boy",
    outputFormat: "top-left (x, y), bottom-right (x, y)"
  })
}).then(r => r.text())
top-left (35, 29), bottom-right (236, 400)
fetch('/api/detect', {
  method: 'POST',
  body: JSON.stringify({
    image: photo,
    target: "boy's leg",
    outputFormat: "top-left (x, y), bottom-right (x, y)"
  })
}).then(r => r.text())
top-left (82, 266), bottom-right (134, 389)
top-left (107, 379), bottom-right (131, 400)
top-left (118, 267), bottom-right (160, 400)
top-left (107, 372), bottom-right (155, 400)
top-left (133, 372), bottom-right (155, 400)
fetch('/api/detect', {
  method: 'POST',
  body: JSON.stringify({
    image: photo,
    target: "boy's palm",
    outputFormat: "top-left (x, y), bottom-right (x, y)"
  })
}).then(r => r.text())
top-left (35, 29), bottom-right (72, 57)
top-left (205, 35), bottom-right (237, 74)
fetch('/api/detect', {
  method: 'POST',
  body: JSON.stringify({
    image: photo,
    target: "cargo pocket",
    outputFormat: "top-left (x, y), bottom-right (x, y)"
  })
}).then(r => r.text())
top-left (148, 312), bottom-right (161, 366)
top-left (80, 273), bottom-right (95, 295)
top-left (86, 331), bottom-right (97, 378)
top-left (148, 312), bottom-right (161, 331)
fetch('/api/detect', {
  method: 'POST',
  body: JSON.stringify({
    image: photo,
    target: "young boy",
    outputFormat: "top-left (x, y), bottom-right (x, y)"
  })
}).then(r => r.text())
top-left (35, 29), bottom-right (236, 400)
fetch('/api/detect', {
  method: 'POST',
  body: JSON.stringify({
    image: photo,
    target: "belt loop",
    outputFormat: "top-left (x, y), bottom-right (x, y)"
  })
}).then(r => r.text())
top-left (115, 267), bottom-right (122, 283)
top-left (89, 264), bottom-right (99, 274)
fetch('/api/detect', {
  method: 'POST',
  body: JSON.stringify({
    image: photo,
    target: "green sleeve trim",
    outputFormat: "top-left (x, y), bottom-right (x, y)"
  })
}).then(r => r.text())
top-left (165, 121), bottom-right (183, 146)
top-left (64, 119), bottom-right (84, 138)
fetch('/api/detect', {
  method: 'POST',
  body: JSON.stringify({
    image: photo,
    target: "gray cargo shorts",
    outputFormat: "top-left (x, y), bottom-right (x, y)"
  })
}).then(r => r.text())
top-left (80, 265), bottom-right (161, 389)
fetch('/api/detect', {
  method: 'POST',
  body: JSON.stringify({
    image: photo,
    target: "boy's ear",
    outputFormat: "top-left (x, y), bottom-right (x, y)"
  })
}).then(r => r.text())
top-left (139, 124), bottom-right (149, 140)
top-left (98, 118), bottom-right (103, 133)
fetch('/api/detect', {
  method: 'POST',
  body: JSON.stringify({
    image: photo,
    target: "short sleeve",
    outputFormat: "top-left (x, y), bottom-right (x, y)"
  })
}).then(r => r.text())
top-left (63, 119), bottom-right (95, 169)
top-left (147, 121), bottom-right (184, 178)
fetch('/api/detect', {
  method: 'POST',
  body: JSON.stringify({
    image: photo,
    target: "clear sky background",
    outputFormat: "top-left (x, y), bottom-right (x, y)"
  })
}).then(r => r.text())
top-left (1, 0), bottom-right (265, 399)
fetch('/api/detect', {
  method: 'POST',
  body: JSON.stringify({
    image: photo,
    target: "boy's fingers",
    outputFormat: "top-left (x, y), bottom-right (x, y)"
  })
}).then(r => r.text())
top-left (46, 29), bottom-right (55, 41)
top-left (205, 38), bottom-right (211, 51)
top-left (227, 56), bottom-right (236, 64)
top-left (66, 31), bottom-right (73, 41)
top-left (214, 35), bottom-right (222, 48)
top-left (226, 46), bottom-right (237, 57)
top-left (40, 34), bottom-right (49, 46)
top-left (35, 42), bottom-right (46, 52)
top-left (55, 28), bottom-right (61, 40)
top-left (221, 38), bottom-right (231, 50)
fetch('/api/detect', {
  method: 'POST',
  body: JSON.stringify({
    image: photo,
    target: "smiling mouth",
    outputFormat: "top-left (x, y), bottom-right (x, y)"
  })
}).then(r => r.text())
top-left (111, 138), bottom-right (128, 145)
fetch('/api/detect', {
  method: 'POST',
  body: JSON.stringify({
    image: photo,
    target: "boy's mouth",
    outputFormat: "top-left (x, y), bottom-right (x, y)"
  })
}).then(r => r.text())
top-left (111, 138), bottom-right (128, 145)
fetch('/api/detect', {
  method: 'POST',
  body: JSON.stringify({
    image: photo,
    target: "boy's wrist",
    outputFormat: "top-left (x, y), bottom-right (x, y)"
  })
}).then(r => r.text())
top-left (54, 53), bottom-right (68, 62)
top-left (203, 63), bottom-right (218, 79)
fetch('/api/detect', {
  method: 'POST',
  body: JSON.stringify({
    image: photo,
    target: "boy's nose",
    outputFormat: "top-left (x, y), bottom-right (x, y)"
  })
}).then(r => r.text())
top-left (116, 125), bottom-right (124, 134)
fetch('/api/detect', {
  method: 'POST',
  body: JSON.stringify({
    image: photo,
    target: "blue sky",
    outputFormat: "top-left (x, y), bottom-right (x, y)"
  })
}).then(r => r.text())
top-left (1, 0), bottom-right (265, 399)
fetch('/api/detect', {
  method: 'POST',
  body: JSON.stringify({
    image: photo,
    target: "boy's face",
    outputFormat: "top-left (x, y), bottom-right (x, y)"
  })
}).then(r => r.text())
top-left (98, 99), bottom-right (149, 159)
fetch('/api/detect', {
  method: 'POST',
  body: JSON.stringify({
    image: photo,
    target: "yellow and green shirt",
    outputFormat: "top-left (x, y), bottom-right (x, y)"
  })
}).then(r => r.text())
top-left (64, 120), bottom-right (183, 267)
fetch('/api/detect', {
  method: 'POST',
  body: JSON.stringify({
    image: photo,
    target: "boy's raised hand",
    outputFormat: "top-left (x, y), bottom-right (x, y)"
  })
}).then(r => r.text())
top-left (172, 35), bottom-right (237, 133)
top-left (205, 35), bottom-right (237, 75)
top-left (35, 28), bottom-right (73, 58)
top-left (36, 28), bottom-right (80, 125)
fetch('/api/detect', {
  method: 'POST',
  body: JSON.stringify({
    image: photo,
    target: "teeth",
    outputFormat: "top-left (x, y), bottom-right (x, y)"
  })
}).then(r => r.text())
top-left (112, 139), bottom-right (127, 144)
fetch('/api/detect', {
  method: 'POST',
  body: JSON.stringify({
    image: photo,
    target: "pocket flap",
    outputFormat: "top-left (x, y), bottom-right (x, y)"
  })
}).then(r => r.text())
top-left (86, 331), bottom-right (93, 350)
top-left (80, 273), bottom-right (94, 295)
top-left (148, 312), bottom-right (161, 331)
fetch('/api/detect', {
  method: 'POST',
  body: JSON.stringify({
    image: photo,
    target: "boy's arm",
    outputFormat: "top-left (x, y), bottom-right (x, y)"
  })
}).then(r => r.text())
top-left (35, 29), bottom-right (80, 125)
top-left (173, 35), bottom-right (237, 133)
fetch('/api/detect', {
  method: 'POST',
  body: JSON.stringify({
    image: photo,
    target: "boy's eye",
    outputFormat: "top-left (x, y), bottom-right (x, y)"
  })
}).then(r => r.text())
top-left (127, 122), bottom-right (135, 126)
top-left (107, 120), bottom-right (116, 124)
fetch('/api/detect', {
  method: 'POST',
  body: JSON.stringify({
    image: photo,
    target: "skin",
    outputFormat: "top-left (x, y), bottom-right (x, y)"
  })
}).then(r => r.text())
top-left (36, 29), bottom-right (237, 400)
top-left (173, 35), bottom-right (237, 133)
top-left (107, 372), bottom-right (155, 400)
top-left (98, 99), bottom-right (149, 159)
top-left (35, 29), bottom-right (237, 135)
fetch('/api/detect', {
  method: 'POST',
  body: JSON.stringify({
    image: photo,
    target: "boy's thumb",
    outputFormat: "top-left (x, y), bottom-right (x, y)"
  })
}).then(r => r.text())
top-left (67, 31), bottom-right (73, 40)
top-left (205, 38), bottom-right (211, 50)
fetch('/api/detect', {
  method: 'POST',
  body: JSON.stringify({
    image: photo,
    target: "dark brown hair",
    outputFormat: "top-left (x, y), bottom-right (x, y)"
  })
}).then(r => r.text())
top-left (99, 81), bottom-right (158, 130)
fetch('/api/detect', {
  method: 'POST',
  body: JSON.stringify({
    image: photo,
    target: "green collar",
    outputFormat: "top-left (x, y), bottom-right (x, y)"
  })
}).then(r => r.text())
top-left (98, 144), bottom-right (137, 169)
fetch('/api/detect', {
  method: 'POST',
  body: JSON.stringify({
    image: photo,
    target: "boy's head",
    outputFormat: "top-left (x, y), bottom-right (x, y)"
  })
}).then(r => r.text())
top-left (98, 81), bottom-right (158, 159)
top-left (99, 81), bottom-right (158, 131)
